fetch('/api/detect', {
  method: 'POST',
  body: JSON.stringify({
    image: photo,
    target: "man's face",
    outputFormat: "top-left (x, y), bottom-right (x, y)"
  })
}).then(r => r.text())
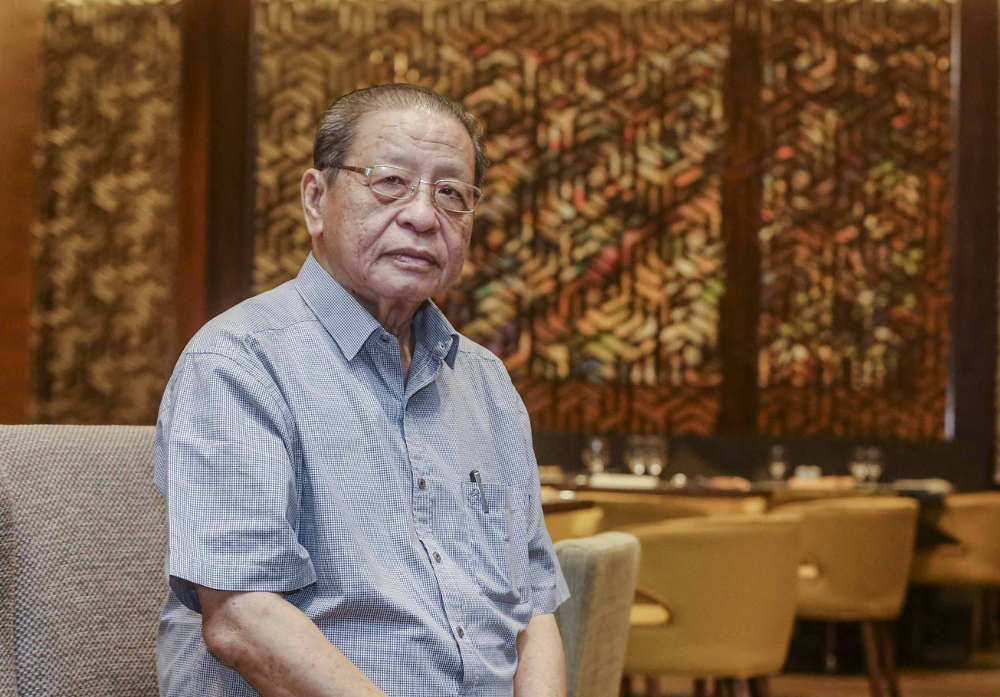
top-left (311, 109), bottom-right (477, 307)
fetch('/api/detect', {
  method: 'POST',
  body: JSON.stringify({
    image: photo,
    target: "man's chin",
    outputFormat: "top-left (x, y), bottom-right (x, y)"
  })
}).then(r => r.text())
top-left (370, 279), bottom-right (441, 304)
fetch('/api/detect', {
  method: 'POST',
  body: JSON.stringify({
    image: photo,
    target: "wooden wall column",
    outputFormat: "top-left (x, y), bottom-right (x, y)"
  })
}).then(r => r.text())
top-left (718, 0), bottom-right (764, 433)
top-left (949, 0), bottom-right (1000, 484)
top-left (178, 0), bottom-right (255, 350)
top-left (0, 0), bottom-right (42, 423)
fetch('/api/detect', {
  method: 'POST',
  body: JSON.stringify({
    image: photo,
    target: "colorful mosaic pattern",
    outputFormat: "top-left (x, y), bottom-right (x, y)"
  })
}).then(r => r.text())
top-left (32, 0), bottom-right (182, 424)
top-left (254, 0), bottom-right (730, 434)
top-left (756, 0), bottom-right (952, 438)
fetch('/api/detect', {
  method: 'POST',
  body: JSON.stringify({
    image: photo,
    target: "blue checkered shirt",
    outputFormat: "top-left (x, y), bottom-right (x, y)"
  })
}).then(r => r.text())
top-left (154, 253), bottom-right (569, 697)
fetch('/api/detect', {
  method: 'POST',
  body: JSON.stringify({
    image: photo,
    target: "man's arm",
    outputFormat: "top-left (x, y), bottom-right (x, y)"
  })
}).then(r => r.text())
top-left (196, 586), bottom-right (390, 697)
top-left (513, 613), bottom-right (566, 697)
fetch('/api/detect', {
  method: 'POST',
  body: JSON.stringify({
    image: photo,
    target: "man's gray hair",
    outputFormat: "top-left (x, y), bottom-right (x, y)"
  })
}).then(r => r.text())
top-left (313, 83), bottom-right (489, 187)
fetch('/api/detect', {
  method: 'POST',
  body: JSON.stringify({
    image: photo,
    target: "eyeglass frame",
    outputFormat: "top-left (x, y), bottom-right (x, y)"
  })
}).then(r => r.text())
top-left (326, 164), bottom-right (484, 214)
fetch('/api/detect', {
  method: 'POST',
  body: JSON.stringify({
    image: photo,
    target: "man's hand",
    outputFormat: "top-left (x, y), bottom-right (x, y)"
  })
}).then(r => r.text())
top-left (196, 586), bottom-right (390, 697)
top-left (513, 613), bottom-right (567, 697)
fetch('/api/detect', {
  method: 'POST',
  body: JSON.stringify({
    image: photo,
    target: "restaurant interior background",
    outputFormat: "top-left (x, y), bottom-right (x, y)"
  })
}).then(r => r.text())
top-left (2, 0), bottom-right (999, 492)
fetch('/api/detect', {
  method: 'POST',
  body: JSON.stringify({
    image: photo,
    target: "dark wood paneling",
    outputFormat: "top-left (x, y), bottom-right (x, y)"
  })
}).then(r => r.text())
top-left (206, 0), bottom-right (256, 319)
top-left (0, 0), bottom-right (42, 424)
top-left (949, 0), bottom-right (999, 485)
top-left (177, 0), bottom-right (255, 349)
top-left (717, 0), bottom-right (763, 433)
top-left (177, 0), bottom-right (211, 349)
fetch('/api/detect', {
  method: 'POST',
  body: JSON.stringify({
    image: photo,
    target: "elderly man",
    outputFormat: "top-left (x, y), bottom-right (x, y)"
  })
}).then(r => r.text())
top-left (154, 83), bottom-right (569, 697)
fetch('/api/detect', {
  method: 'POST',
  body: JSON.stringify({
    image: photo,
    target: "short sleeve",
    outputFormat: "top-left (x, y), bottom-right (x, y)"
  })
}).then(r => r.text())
top-left (513, 392), bottom-right (570, 615)
top-left (156, 349), bottom-right (316, 613)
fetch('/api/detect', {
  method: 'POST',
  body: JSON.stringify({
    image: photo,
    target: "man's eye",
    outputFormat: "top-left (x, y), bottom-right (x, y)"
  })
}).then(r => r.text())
top-left (439, 186), bottom-right (461, 198)
top-left (383, 176), bottom-right (406, 186)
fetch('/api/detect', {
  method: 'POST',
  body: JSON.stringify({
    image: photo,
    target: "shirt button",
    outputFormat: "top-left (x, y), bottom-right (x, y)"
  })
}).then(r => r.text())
top-left (417, 478), bottom-right (426, 490)
top-left (433, 552), bottom-right (442, 563)
top-left (456, 626), bottom-right (465, 638)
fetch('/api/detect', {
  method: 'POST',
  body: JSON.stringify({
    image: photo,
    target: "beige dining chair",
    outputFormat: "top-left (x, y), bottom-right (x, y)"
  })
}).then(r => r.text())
top-left (577, 495), bottom-right (710, 532)
top-left (775, 497), bottom-right (918, 697)
top-left (0, 425), bottom-right (166, 696)
top-left (554, 532), bottom-right (641, 697)
top-left (620, 513), bottom-right (803, 697)
top-left (546, 493), bottom-right (710, 544)
top-left (545, 506), bottom-right (606, 544)
top-left (910, 491), bottom-right (1000, 587)
top-left (579, 489), bottom-right (767, 516)
top-left (909, 491), bottom-right (1000, 651)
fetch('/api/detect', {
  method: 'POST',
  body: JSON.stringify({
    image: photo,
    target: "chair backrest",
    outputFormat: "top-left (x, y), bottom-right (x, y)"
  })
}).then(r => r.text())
top-left (0, 425), bottom-right (165, 696)
top-left (545, 506), bottom-right (605, 544)
top-left (579, 489), bottom-right (766, 517)
top-left (621, 514), bottom-right (802, 678)
top-left (574, 495), bottom-right (709, 533)
top-left (775, 496), bottom-right (918, 621)
top-left (911, 491), bottom-right (1000, 586)
top-left (554, 532), bottom-right (641, 697)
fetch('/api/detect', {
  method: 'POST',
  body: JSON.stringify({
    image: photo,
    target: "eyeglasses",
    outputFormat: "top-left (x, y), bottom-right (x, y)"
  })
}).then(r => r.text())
top-left (330, 164), bottom-right (483, 214)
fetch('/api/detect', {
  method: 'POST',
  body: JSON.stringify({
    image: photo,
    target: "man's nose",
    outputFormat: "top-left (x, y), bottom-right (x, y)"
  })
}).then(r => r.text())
top-left (397, 182), bottom-right (438, 233)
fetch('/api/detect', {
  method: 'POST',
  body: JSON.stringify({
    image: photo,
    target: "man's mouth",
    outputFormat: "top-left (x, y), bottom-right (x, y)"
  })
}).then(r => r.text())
top-left (388, 249), bottom-right (437, 266)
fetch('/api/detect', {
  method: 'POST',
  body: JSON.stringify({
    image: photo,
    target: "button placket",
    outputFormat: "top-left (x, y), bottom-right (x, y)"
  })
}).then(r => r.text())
top-left (403, 408), bottom-right (472, 662)
top-left (407, 431), bottom-right (432, 525)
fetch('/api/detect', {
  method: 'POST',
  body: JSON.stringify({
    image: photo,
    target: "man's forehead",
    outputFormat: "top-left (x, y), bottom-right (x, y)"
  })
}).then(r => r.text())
top-left (353, 109), bottom-right (475, 170)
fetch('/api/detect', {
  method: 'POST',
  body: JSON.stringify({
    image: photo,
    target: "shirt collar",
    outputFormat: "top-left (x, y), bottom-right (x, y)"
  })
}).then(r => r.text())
top-left (412, 296), bottom-right (461, 369)
top-left (295, 253), bottom-right (460, 367)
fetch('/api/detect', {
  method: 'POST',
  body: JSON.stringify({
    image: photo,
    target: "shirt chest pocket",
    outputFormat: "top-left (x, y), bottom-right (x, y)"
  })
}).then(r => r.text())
top-left (464, 482), bottom-right (530, 605)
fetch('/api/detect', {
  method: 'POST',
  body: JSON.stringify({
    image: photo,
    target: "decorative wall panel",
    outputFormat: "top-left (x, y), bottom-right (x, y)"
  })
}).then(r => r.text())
top-left (33, 0), bottom-right (182, 424)
top-left (254, 0), bottom-right (729, 434)
top-left (757, 0), bottom-right (952, 438)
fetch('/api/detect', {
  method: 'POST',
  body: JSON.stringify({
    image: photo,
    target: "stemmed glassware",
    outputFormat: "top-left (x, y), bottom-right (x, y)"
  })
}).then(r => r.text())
top-left (624, 435), bottom-right (667, 477)
top-left (866, 446), bottom-right (883, 483)
top-left (582, 436), bottom-right (610, 474)
top-left (849, 446), bottom-right (884, 487)
top-left (849, 447), bottom-right (868, 485)
top-left (767, 444), bottom-right (788, 481)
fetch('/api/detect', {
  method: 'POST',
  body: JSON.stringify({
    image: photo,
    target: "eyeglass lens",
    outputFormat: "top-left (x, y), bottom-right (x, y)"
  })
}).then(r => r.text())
top-left (368, 165), bottom-right (479, 212)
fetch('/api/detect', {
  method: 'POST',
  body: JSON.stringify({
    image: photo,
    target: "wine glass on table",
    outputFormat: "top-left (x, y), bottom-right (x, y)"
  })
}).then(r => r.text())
top-left (767, 444), bottom-right (788, 484)
top-left (849, 447), bottom-right (869, 488)
top-left (866, 446), bottom-right (883, 485)
top-left (582, 436), bottom-right (610, 475)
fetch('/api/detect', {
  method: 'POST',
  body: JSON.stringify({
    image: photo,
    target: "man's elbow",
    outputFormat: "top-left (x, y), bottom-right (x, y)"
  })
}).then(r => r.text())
top-left (196, 586), bottom-right (257, 670)
top-left (201, 609), bottom-right (251, 669)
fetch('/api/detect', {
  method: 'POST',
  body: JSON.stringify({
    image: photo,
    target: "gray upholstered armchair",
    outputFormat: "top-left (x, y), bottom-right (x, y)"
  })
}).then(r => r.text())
top-left (0, 425), bottom-right (165, 696)
top-left (554, 531), bottom-right (641, 697)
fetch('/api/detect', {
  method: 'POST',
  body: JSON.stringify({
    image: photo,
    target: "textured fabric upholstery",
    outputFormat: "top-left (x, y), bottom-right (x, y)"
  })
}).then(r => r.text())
top-left (0, 425), bottom-right (166, 696)
top-left (554, 532), bottom-right (640, 697)
top-left (0, 461), bottom-right (15, 696)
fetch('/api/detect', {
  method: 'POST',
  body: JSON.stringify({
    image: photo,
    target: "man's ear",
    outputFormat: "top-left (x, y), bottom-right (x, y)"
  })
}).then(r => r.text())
top-left (301, 168), bottom-right (327, 239)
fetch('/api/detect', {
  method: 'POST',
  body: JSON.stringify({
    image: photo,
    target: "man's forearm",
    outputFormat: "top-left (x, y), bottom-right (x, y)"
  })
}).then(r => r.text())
top-left (196, 586), bottom-right (389, 697)
top-left (513, 613), bottom-right (567, 697)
